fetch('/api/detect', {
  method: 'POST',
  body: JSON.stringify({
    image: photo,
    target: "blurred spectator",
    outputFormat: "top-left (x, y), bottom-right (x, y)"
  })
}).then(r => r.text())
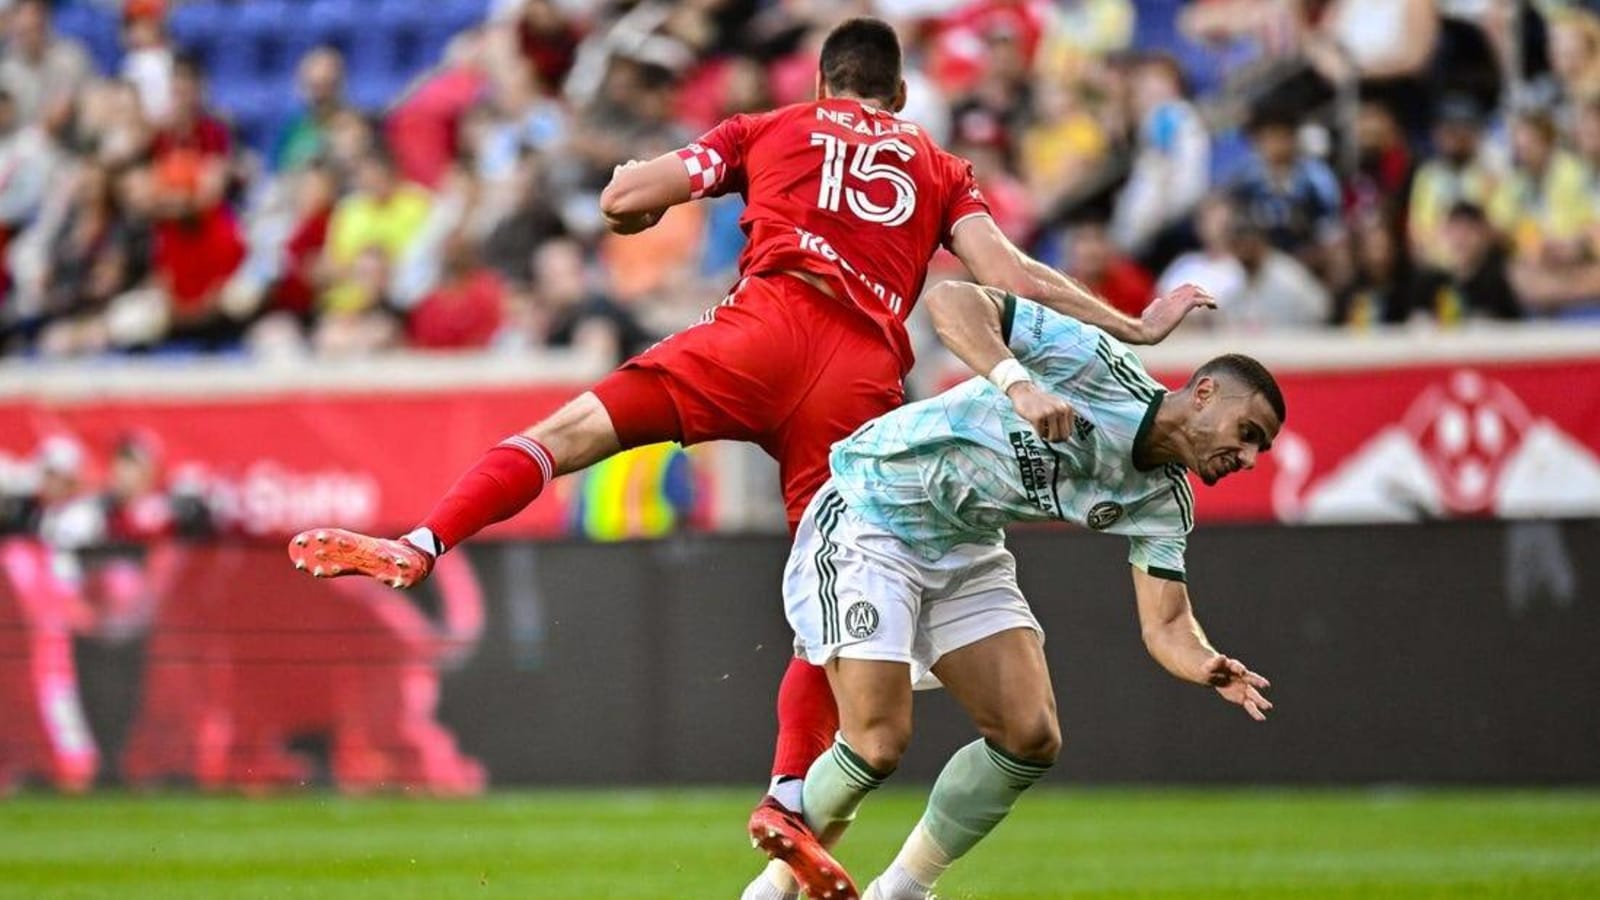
top-left (504, 0), bottom-right (580, 93)
top-left (473, 59), bottom-right (569, 187)
top-left (949, 22), bottom-right (1034, 171)
top-left (532, 237), bottom-right (652, 365)
top-left (569, 58), bottom-right (690, 197)
top-left (1228, 106), bottom-right (1343, 271)
top-left (1063, 218), bottom-right (1155, 318)
top-left (0, 0), bottom-right (90, 126)
top-left (313, 246), bottom-right (399, 356)
top-left (1035, 0), bottom-right (1136, 83)
top-left (34, 162), bottom-right (151, 357)
top-left (1505, 96), bottom-right (1600, 319)
top-left (73, 79), bottom-right (151, 168)
top-left (322, 108), bottom-right (378, 181)
top-left (1345, 100), bottom-right (1415, 220)
top-left (387, 30), bottom-right (492, 189)
top-left (1544, 6), bottom-right (1600, 109)
top-left (1489, 108), bottom-right (1593, 265)
top-left (482, 151), bottom-right (567, 286)
top-left (1021, 80), bottom-right (1110, 213)
top-left (1303, 0), bottom-right (1440, 125)
top-left (407, 231), bottom-right (508, 351)
top-left (1335, 209), bottom-right (1415, 327)
top-left (1213, 204), bottom-right (1331, 330)
top-left (151, 55), bottom-right (230, 162)
top-left (147, 158), bottom-right (248, 350)
top-left (930, 0), bottom-right (1051, 95)
top-left (262, 163), bottom-right (339, 327)
top-left (1110, 54), bottom-right (1209, 261)
top-left (0, 86), bottom-right (63, 243)
top-left (322, 148), bottom-right (432, 314)
top-left (274, 47), bottom-right (348, 173)
top-left (149, 56), bottom-right (232, 213)
top-left (1157, 193), bottom-right (1248, 309)
top-left (1412, 201), bottom-right (1522, 324)
top-left (1408, 94), bottom-right (1501, 271)
top-left (119, 0), bottom-right (174, 124)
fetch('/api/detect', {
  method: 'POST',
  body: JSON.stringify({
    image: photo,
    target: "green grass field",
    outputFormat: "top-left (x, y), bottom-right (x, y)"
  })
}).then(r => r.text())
top-left (2, 788), bottom-right (1598, 898)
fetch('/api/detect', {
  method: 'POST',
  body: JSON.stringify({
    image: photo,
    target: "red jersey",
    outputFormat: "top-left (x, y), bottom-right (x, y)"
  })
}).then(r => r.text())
top-left (674, 98), bottom-right (990, 371)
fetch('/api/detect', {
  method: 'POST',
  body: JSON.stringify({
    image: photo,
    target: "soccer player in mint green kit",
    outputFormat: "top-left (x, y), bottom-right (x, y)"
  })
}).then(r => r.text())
top-left (782, 279), bottom-right (1283, 900)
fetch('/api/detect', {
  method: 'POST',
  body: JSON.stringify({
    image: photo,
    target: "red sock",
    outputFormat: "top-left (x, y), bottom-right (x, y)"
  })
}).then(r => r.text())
top-left (771, 658), bottom-right (839, 779)
top-left (420, 436), bottom-right (554, 552)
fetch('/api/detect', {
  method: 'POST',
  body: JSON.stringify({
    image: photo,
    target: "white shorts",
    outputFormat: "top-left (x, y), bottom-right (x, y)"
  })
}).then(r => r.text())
top-left (784, 483), bottom-right (1043, 690)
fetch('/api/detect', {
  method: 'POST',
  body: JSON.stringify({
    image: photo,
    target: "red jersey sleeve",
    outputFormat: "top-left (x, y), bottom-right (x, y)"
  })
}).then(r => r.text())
top-left (674, 114), bottom-right (753, 200)
top-left (939, 153), bottom-right (993, 250)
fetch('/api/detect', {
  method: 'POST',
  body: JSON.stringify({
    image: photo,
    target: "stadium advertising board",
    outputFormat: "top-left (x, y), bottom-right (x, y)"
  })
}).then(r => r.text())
top-left (2, 355), bottom-right (1598, 533)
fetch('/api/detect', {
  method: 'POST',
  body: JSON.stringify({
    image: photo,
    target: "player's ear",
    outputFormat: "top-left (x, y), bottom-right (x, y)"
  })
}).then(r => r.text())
top-left (892, 79), bottom-right (908, 113)
top-left (1192, 376), bottom-right (1216, 406)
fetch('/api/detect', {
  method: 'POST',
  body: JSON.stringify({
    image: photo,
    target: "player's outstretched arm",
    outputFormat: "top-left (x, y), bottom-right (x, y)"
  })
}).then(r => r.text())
top-left (1131, 566), bottom-right (1273, 721)
top-left (598, 155), bottom-right (694, 235)
top-left (949, 215), bottom-right (1215, 344)
top-left (925, 281), bottom-right (1076, 441)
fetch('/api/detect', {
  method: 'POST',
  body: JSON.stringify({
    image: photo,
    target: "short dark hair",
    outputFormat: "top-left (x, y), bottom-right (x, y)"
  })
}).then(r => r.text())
top-left (819, 17), bottom-right (903, 105)
top-left (1191, 354), bottom-right (1286, 424)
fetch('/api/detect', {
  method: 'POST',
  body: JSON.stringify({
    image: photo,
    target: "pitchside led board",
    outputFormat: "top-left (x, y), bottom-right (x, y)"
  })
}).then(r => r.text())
top-left (1, 330), bottom-right (1598, 535)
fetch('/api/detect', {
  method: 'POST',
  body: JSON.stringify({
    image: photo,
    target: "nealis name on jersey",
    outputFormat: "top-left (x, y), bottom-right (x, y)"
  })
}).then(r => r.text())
top-left (815, 107), bottom-right (922, 137)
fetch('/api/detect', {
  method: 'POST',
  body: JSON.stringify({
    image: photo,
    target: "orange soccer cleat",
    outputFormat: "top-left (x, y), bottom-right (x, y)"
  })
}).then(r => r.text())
top-left (286, 529), bottom-right (434, 589)
top-left (748, 796), bottom-right (859, 900)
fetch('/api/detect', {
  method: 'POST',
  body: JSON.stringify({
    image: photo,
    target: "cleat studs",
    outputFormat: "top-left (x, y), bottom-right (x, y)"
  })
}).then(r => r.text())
top-left (330, 565), bottom-right (342, 575)
top-left (294, 560), bottom-right (306, 570)
top-left (312, 566), bottom-right (324, 577)
top-left (391, 578), bottom-right (405, 588)
top-left (316, 531), bottom-right (328, 543)
top-left (295, 535), bottom-right (308, 546)
top-left (781, 839), bottom-right (793, 849)
top-left (767, 829), bottom-right (778, 839)
top-left (395, 556), bottom-right (409, 568)
top-left (837, 881), bottom-right (848, 891)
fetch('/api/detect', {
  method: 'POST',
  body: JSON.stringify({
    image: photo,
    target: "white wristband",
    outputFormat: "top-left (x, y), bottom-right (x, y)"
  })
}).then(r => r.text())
top-left (987, 358), bottom-right (1032, 394)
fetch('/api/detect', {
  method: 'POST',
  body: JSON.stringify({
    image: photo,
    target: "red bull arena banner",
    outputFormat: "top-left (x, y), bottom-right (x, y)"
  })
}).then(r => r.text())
top-left (2, 333), bottom-right (1598, 532)
top-left (1148, 359), bottom-right (1600, 523)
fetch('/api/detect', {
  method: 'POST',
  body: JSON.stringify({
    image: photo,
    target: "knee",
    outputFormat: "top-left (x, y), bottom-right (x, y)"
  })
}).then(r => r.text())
top-left (979, 709), bottom-right (1062, 766)
top-left (845, 719), bottom-right (912, 774)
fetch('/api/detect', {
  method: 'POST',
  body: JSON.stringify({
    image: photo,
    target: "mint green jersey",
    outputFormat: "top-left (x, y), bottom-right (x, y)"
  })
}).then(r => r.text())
top-left (829, 295), bottom-right (1193, 581)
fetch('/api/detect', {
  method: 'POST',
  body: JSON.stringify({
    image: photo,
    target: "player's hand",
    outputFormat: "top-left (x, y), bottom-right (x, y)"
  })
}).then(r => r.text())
top-left (1199, 653), bottom-right (1273, 721)
top-left (1008, 382), bottom-right (1076, 443)
top-left (1135, 283), bottom-right (1217, 344)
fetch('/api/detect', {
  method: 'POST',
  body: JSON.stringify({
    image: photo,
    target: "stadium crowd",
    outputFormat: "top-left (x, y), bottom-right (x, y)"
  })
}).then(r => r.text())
top-left (1, 0), bottom-right (1598, 363)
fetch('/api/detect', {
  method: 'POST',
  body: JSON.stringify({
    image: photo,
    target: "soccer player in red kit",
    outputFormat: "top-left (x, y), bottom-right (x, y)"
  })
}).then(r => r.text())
top-left (289, 17), bottom-right (1210, 900)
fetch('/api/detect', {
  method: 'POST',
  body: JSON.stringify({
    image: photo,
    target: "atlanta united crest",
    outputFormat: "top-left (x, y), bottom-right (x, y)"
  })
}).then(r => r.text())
top-left (1087, 501), bottom-right (1123, 530)
top-left (844, 601), bottom-right (880, 639)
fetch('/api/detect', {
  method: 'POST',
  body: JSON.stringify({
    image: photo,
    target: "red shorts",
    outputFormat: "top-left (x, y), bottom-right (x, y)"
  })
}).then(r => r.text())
top-left (602, 275), bottom-right (904, 526)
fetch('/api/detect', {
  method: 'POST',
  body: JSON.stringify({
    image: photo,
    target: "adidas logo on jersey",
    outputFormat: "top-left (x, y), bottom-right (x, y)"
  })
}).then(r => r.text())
top-left (1074, 416), bottom-right (1095, 441)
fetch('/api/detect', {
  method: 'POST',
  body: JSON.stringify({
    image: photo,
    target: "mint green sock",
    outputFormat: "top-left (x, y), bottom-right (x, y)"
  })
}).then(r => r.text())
top-left (919, 739), bottom-right (1052, 861)
top-left (801, 734), bottom-right (892, 836)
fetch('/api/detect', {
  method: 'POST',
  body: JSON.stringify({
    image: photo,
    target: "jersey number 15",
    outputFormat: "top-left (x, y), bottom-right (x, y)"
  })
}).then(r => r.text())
top-left (809, 133), bottom-right (918, 227)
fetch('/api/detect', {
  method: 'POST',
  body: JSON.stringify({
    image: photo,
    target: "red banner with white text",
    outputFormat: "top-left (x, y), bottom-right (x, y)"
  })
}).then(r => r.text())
top-left (0, 385), bottom-right (602, 538)
top-left (3, 358), bottom-right (1598, 533)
